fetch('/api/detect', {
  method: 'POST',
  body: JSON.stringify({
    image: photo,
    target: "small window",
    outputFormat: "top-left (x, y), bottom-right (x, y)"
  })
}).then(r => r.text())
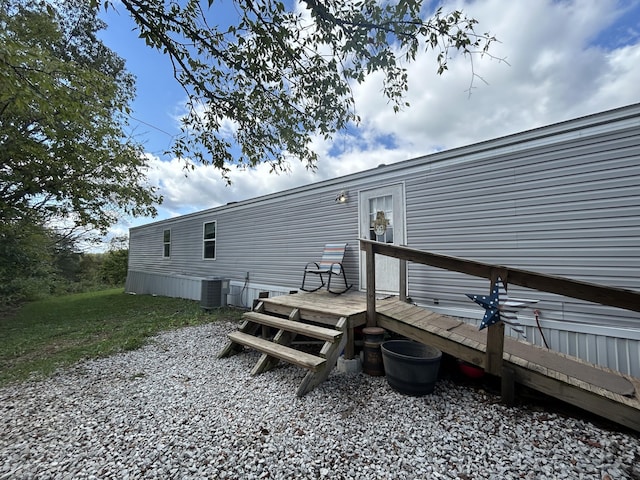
top-left (203, 221), bottom-right (216, 259)
top-left (163, 229), bottom-right (171, 258)
top-left (369, 195), bottom-right (394, 243)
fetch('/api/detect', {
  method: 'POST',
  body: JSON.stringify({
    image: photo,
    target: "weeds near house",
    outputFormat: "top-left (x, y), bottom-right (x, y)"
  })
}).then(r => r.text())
top-left (0, 288), bottom-right (243, 386)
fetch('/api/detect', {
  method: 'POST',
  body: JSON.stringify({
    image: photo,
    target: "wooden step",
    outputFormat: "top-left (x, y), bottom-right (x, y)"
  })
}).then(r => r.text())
top-left (244, 312), bottom-right (343, 342)
top-left (227, 331), bottom-right (326, 372)
top-left (260, 302), bottom-right (345, 327)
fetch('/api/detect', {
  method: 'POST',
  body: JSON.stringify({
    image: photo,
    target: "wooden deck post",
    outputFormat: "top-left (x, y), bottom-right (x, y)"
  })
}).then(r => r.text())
top-left (485, 271), bottom-right (507, 376)
top-left (501, 366), bottom-right (516, 406)
top-left (485, 321), bottom-right (505, 376)
top-left (399, 258), bottom-right (407, 303)
top-left (365, 241), bottom-right (377, 327)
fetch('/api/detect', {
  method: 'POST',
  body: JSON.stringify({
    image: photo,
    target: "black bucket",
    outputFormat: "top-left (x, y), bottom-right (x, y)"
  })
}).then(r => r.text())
top-left (381, 340), bottom-right (442, 396)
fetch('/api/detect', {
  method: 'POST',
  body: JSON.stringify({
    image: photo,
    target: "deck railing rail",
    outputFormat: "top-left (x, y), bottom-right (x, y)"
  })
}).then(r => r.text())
top-left (359, 239), bottom-right (640, 375)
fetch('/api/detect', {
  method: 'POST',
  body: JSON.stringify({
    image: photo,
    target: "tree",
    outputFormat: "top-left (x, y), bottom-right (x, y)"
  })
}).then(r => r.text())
top-left (0, 218), bottom-right (55, 304)
top-left (100, 236), bottom-right (129, 285)
top-left (0, 0), bottom-right (161, 235)
top-left (51, 232), bottom-right (83, 285)
top-left (100, 0), bottom-right (498, 181)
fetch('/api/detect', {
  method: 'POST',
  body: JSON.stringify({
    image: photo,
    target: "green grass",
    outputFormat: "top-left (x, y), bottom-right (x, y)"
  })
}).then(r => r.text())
top-left (0, 288), bottom-right (244, 386)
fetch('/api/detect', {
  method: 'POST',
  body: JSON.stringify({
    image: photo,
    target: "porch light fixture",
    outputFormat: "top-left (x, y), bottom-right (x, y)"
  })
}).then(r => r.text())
top-left (335, 190), bottom-right (348, 204)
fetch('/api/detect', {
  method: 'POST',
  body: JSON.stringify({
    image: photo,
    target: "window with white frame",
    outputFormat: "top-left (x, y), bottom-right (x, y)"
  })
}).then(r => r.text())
top-left (163, 229), bottom-right (171, 258)
top-left (203, 221), bottom-right (216, 259)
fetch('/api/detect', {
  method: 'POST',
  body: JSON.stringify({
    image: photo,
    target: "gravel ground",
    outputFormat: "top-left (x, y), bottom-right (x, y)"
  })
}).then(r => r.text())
top-left (1, 322), bottom-right (639, 480)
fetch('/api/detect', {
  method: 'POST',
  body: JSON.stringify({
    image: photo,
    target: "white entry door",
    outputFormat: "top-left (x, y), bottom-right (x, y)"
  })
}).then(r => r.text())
top-left (359, 184), bottom-right (405, 294)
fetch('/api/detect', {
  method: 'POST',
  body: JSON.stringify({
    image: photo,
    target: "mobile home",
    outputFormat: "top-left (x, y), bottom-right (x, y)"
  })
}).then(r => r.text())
top-left (126, 104), bottom-right (640, 377)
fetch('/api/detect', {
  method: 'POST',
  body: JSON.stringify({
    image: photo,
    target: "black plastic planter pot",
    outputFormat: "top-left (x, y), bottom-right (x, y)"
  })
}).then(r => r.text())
top-left (381, 340), bottom-right (442, 396)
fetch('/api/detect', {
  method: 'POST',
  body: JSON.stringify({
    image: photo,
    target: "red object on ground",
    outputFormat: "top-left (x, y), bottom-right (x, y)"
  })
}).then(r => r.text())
top-left (458, 361), bottom-right (485, 379)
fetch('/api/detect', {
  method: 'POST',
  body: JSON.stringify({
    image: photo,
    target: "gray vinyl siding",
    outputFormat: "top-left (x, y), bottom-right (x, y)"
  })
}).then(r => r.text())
top-left (403, 123), bottom-right (640, 331)
top-left (127, 188), bottom-right (364, 296)
top-left (126, 104), bottom-right (640, 376)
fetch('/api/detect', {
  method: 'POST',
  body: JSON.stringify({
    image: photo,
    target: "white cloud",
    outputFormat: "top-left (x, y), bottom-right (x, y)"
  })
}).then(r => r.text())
top-left (102, 0), bottom-right (640, 249)
top-left (349, 0), bottom-right (640, 153)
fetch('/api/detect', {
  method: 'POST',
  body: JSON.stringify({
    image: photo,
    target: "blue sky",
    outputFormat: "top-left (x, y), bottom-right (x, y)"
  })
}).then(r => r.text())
top-left (97, 0), bottom-right (640, 248)
top-left (98, 7), bottom-right (182, 159)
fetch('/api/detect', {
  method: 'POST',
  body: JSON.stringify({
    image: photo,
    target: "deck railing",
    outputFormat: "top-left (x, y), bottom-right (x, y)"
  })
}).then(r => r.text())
top-left (359, 239), bottom-right (640, 375)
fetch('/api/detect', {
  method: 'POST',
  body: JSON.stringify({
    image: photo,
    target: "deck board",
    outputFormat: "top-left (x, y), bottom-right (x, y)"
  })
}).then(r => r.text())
top-left (227, 331), bottom-right (326, 371)
top-left (263, 291), bottom-right (640, 431)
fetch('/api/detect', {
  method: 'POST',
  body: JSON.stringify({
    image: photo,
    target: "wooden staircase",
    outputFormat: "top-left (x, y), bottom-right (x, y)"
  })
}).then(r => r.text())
top-left (218, 300), bottom-right (348, 396)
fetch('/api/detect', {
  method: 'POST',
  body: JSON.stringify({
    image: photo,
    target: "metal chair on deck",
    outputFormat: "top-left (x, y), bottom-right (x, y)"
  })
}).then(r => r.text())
top-left (300, 243), bottom-right (352, 294)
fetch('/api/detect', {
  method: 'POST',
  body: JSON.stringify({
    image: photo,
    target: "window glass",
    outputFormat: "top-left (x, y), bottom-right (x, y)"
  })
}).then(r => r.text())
top-left (204, 222), bottom-right (216, 240)
top-left (203, 221), bottom-right (216, 259)
top-left (369, 195), bottom-right (394, 243)
top-left (204, 242), bottom-right (215, 259)
top-left (163, 229), bottom-right (171, 257)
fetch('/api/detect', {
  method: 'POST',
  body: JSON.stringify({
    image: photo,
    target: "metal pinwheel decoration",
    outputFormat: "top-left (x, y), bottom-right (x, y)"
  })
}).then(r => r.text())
top-left (466, 277), bottom-right (538, 338)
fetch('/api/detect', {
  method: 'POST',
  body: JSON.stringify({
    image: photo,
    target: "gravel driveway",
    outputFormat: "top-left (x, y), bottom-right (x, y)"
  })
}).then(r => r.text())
top-left (1, 322), bottom-right (639, 479)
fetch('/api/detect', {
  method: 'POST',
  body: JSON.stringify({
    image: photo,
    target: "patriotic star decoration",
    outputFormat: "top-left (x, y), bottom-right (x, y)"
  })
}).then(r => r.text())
top-left (466, 277), bottom-right (538, 338)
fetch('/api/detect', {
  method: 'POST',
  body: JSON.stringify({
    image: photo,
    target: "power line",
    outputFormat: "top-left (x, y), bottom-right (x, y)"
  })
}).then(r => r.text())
top-left (128, 114), bottom-right (176, 138)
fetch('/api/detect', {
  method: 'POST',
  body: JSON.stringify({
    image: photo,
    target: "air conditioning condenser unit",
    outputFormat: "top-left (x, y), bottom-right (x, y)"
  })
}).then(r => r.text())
top-left (201, 278), bottom-right (230, 310)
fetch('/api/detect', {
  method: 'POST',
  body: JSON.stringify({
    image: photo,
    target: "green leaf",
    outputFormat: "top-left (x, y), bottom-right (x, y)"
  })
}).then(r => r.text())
top-left (1, 0), bottom-right (159, 234)
top-left (88, 0), bottom-right (498, 178)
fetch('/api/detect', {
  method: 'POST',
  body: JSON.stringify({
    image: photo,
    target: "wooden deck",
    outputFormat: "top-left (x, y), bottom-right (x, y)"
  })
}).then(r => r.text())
top-left (258, 290), bottom-right (368, 359)
top-left (263, 290), bottom-right (640, 432)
